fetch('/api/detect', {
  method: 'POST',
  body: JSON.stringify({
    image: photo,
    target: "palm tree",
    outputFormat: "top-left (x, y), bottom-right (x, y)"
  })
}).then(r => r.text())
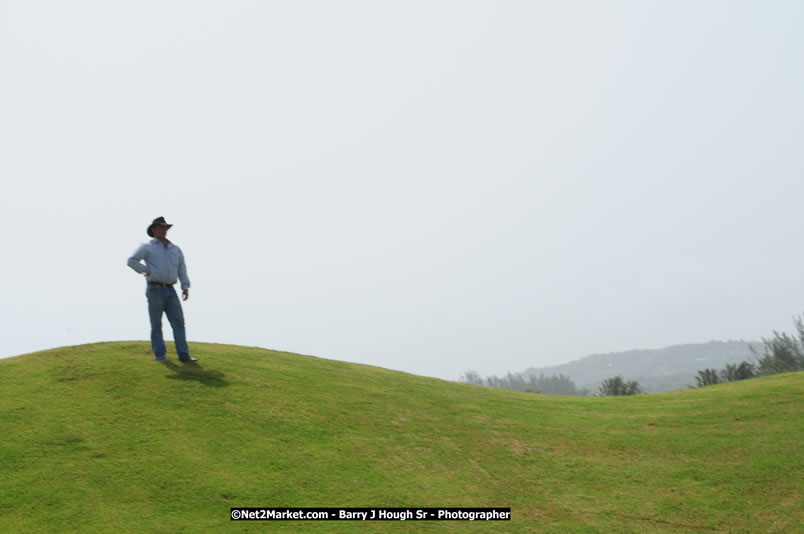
top-left (720, 362), bottom-right (756, 382)
top-left (752, 321), bottom-right (804, 375)
top-left (695, 368), bottom-right (720, 387)
top-left (599, 376), bottom-right (642, 396)
top-left (734, 361), bottom-right (755, 381)
top-left (720, 364), bottom-right (739, 382)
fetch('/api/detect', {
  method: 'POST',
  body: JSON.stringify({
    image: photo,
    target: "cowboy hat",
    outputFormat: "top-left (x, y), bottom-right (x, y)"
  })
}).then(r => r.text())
top-left (147, 216), bottom-right (173, 237)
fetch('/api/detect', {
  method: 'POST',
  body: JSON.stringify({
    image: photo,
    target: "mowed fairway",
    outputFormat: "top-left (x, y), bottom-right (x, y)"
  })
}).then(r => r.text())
top-left (1, 342), bottom-right (801, 533)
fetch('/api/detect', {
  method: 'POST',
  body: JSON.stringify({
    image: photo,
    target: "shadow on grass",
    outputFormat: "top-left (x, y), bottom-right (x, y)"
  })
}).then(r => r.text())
top-left (162, 360), bottom-right (228, 388)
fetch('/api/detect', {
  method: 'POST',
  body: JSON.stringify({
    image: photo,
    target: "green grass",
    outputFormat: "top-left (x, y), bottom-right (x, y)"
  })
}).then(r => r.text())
top-left (1, 342), bottom-right (801, 533)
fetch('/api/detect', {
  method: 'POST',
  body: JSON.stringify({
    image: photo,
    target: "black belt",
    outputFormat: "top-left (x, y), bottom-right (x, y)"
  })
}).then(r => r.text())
top-left (148, 281), bottom-right (174, 287)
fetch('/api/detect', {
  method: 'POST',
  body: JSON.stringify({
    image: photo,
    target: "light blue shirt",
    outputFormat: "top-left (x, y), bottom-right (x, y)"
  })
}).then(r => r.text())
top-left (127, 239), bottom-right (191, 290)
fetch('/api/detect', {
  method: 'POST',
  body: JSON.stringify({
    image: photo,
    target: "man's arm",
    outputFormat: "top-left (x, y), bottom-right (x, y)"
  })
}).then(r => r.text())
top-left (178, 249), bottom-right (190, 300)
top-left (127, 244), bottom-right (150, 275)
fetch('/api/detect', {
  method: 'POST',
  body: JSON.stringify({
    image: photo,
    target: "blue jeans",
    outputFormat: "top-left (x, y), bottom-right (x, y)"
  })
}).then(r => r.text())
top-left (146, 285), bottom-right (191, 360)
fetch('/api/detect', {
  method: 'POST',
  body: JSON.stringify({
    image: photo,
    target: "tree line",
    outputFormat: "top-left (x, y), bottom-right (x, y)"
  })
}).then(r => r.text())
top-left (693, 314), bottom-right (804, 387)
top-left (459, 370), bottom-right (587, 396)
top-left (459, 370), bottom-right (643, 397)
top-left (462, 314), bottom-right (804, 396)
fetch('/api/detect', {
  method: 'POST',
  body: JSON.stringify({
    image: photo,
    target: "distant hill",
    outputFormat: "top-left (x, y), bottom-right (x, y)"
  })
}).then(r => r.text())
top-left (1, 341), bottom-right (800, 532)
top-left (523, 340), bottom-right (763, 393)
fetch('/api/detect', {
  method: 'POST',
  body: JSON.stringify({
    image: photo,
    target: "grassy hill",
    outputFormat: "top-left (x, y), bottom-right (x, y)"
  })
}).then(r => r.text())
top-left (1, 342), bottom-right (801, 533)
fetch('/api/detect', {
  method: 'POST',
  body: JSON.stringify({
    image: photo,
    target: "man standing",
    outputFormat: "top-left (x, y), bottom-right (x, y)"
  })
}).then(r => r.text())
top-left (127, 217), bottom-right (197, 362)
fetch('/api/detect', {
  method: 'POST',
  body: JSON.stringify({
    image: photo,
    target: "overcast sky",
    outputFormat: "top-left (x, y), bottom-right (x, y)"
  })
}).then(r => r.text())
top-left (2, 1), bottom-right (803, 380)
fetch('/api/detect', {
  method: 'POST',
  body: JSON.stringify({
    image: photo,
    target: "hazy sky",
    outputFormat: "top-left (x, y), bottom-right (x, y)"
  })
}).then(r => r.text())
top-left (2, 1), bottom-right (803, 380)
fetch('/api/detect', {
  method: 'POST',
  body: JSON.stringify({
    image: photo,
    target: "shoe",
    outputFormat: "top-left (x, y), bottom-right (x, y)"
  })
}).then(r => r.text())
top-left (155, 356), bottom-right (167, 362)
top-left (178, 357), bottom-right (198, 362)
